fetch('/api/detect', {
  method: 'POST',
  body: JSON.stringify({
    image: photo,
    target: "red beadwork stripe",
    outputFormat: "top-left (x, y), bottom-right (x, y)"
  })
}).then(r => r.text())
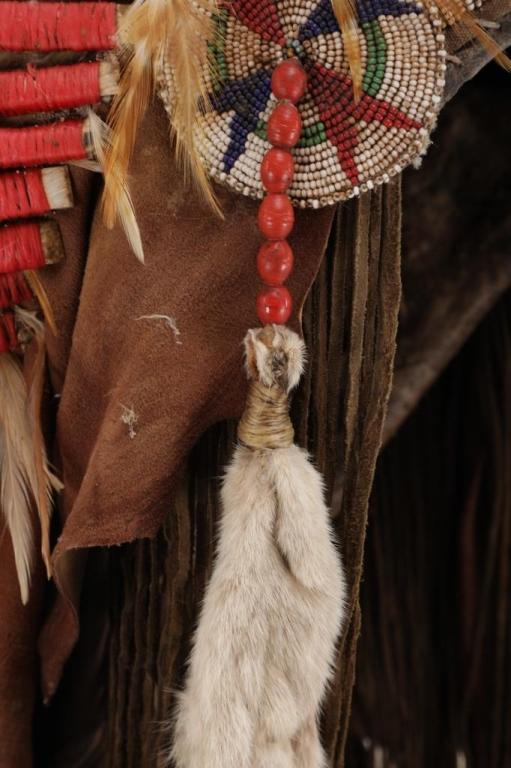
top-left (0, 311), bottom-right (17, 354)
top-left (226, 0), bottom-right (285, 45)
top-left (0, 221), bottom-right (46, 273)
top-left (0, 170), bottom-right (50, 221)
top-left (0, 121), bottom-right (87, 169)
top-left (0, 62), bottom-right (102, 116)
top-left (0, 271), bottom-right (32, 309)
top-left (0, 2), bottom-right (117, 52)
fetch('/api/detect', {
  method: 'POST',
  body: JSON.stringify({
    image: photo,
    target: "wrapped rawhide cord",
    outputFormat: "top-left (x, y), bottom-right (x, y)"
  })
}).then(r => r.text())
top-left (172, 57), bottom-right (346, 768)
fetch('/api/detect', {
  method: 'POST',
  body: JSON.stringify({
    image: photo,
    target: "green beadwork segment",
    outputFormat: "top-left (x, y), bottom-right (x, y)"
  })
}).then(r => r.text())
top-left (255, 120), bottom-right (267, 141)
top-left (209, 13), bottom-right (386, 106)
top-left (361, 20), bottom-right (387, 97)
top-left (208, 9), bottom-right (229, 93)
top-left (255, 120), bottom-right (327, 147)
top-left (298, 121), bottom-right (327, 147)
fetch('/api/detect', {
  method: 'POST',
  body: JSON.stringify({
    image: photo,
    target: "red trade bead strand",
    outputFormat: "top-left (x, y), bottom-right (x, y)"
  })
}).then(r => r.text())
top-left (261, 148), bottom-right (294, 194)
top-left (267, 102), bottom-right (302, 148)
top-left (255, 57), bottom-right (308, 325)
top-left (271, 59), bottom-right (308, 104)
top-left (257, 240), bottom-right (294, 285)
top-left (257, 285), bottom-right (292, 325)
top-left (257, 194), bottom-right (294, 240)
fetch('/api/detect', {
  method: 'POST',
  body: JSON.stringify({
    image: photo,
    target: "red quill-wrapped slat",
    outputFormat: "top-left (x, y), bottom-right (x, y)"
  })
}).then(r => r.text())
top-left (0, 220), bottom-right (64, 273)
top-left (0, 62), bottom-right (103, 116)
top-left (0, 170), bottom-right (49, 221)
top-left (0, 272), bottom-right (32, 309)
top-left (0, 168), bottom-right (73, 222)
top-left (0, 222), bottom-right (45, 272)
top-left (0, 121), bottom-right (88, 169)
top-left (0, 310), bottom-right (17, 353)
top-left (0, 2), bottom-right (118, 52)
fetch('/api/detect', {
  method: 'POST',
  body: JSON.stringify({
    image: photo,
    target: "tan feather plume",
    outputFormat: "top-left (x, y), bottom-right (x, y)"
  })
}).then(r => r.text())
top-left (331, 0), bottom-right (363, 102)
top-left (102, 0), bottom-right (220, 243)
top-left (17, 309), bottom-right (63, 573)
top-left (87, 109), bottom-right (144, 263)
top-left (24, 270), bottom-right (58, 337)
top-left (0, 353), bottom-right (38, 604)
top-left (0, 312), bottom-right (62, 602)
top-left (0, 354), bottom-right (41, 604)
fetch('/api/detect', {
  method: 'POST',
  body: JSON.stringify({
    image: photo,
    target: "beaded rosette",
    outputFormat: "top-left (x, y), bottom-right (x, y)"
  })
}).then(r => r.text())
top-left (160, 0), bottom-right (447, 207)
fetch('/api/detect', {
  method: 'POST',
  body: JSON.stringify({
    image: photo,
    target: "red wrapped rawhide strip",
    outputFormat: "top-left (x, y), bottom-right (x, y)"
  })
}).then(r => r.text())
top-left (0, 310), bottom-right (17, 353)
top-left (0, 219), bottom-right (64, 273)
top-left (0, 168), bottom-right (73, 221)
top-left (0, 121), bottom-right (89, 169)
top-left (0, 61), bottom-right (118, 116)
top-left (0, 2), bottom-right (118, 52)
top-left (0, 271), bottom-right (32, 309)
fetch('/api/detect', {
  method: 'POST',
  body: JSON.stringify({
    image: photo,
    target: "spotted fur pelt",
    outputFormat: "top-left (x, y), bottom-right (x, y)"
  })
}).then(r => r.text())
top-left (172, 326), bottom-right (346, 768)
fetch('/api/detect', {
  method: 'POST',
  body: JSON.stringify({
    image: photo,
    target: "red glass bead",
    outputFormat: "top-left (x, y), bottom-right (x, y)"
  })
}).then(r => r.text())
top-left (257, 285), bottom-right (292, 325)
top-left (267, 102), bottom-right (302, 148)
top-left (260, 148), bottom-right (294, 193)
top-left (257, 240), bottom-right (294, 285)
top-left (257, 194), bottom-right (294, 240)
top-left (271, 59), bottom-right (308, 103)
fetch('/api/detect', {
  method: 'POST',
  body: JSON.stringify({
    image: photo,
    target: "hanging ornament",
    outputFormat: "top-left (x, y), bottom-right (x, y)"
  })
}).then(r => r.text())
top-left (172, 57), bottom-right (346, 768)
top-left (158, 0), bottom-right (447, 208)
top-left (103, 0), bottom-right (511, 245)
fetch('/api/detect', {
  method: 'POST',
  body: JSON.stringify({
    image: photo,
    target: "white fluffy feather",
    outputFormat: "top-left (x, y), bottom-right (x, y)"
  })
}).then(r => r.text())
top-left (172, 326), bottom-right (345, 768)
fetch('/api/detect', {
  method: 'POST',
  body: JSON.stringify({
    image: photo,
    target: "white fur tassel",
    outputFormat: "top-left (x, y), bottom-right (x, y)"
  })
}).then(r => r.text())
top-left (172, 325), bottom-right (346, 768)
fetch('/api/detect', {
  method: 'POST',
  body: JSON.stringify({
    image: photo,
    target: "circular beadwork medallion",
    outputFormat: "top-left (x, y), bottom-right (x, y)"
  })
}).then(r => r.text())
top-left (160, 0), bottom-right (447, 207)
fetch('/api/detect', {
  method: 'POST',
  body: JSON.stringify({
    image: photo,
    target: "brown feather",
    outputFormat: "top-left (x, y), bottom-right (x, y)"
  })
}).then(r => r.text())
top-left (331, 0), bottom-right (363, 102)
top-left (16, 310), bottom-right (63, 580)
top-left (102, 0), bottom-right (221, 240)
top-left (24, 270), bottom-right (58, 337)
top-left (87, 109), bottom-right (144, 263)
top-left (165, 0), bottom-right (221, 211)
top-left (0, 312), bottom-right (63, 601)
